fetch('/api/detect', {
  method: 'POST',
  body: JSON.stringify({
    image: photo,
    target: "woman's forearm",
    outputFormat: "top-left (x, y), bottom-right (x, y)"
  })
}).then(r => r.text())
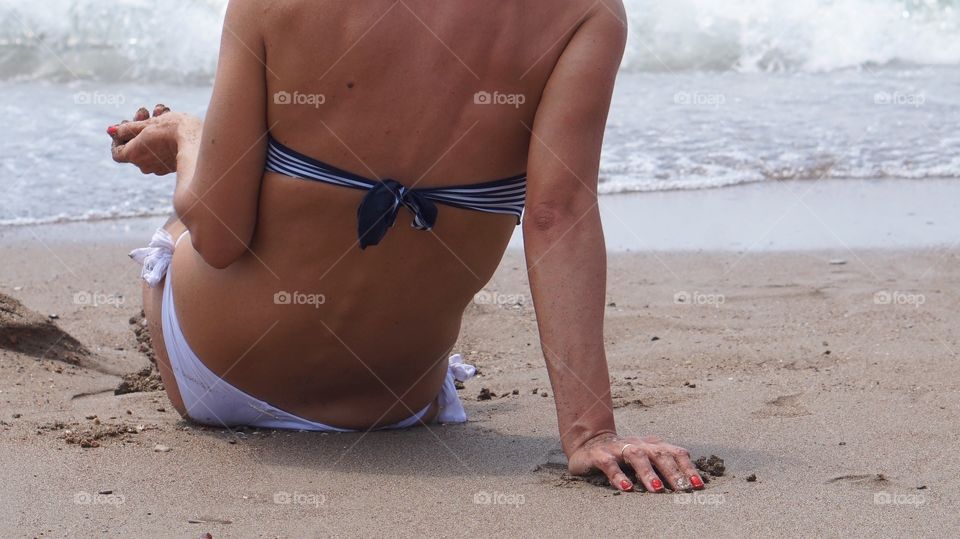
top-left (524, 205), bottom-right (616, 456)
top-left (171, 118), bottom-right (203, 220)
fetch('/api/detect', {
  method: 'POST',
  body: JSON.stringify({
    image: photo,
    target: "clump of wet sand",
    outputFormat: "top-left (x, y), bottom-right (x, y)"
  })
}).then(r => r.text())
top-left (115, 367), bottom-right (163, 395)
top-left (114, 311), bottom-right (164, 395)
top-left (0, 293), bottom-right (92, 365)
top-left (695, 455), bottom-right (726, 478)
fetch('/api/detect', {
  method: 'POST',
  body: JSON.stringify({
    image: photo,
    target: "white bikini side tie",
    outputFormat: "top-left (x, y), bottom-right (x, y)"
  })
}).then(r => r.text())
top-left (436, 353), bottom-right (477, 424)
top-left (129, 227), bottom-right (175, 288)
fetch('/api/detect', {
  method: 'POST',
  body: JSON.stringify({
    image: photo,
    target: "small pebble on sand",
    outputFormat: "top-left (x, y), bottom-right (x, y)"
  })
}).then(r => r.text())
top-left (154, 444), bottom-right (171, 453)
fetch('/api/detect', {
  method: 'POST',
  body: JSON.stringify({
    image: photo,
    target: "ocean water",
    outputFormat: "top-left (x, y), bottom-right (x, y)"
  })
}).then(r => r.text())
top-left (1, 0), bottom-right (959, 226)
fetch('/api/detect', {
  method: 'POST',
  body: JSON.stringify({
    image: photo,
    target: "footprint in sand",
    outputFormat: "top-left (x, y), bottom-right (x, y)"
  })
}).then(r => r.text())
top-left (611, 391), bottom-right (694, 410)
top-left (613, 398), bottom-right (649, 409)
top-left (827, 473), bottom-right (892, 490)
top-left (753, 393), bottom-right (811, 418)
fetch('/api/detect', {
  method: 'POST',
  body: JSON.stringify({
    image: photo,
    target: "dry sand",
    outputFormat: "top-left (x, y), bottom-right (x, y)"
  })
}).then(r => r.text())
top-left (1, 220), bottom-right (958, 537)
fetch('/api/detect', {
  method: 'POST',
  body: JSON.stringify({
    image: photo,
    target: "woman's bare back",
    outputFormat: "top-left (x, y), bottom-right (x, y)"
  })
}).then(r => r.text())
top-left (170, 0), bottom-right (597, 428)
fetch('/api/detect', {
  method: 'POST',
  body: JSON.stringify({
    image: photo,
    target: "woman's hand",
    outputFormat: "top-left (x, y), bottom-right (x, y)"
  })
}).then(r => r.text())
top-left (567, 432), bottom-right (705, 493)
top-left (108, 105), bottom-right (200, 175)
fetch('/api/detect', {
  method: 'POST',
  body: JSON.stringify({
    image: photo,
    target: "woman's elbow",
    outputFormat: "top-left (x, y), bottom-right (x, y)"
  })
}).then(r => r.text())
top-left (523, 198), bottom-right (598, 235)
top-left (175, 197), bottom-right (250, 268)
top-left (191, 229), bottom-right (247, 269)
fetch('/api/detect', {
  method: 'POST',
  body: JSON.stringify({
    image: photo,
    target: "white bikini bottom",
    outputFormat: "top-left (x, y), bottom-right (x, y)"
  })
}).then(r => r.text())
top-left (131, 227), bottom-right (476, 431)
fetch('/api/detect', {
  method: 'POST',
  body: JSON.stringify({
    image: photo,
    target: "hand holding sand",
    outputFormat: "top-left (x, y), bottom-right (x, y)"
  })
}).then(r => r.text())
top-left (107, 105), bottom-right (199, 175)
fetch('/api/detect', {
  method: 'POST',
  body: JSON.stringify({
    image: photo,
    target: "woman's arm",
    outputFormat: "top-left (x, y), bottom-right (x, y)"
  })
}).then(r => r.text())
top-left (113, 0), bottom-right (268, 269)
top-left (524, 0), bottom-right (703, 493)
top-left (174, 0), bottom-right (269, 268)
top-left (524, 0), bottom-right (621, 462)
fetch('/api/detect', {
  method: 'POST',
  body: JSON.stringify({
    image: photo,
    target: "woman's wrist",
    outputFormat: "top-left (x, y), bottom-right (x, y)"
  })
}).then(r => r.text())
top-left (173, 113), bottom-right (202, 150)
top-left (564, 423), bottom-right (618, 457)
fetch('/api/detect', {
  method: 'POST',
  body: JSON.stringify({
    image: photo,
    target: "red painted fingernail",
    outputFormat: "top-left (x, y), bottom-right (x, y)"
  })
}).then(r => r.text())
top-left (107, 125), bottom-right (118, 135)
top-left (690, 475), bottom-right (704, 488)
top-left (620, 480), bottom-right (632, 491)
top-left (651, 478), bottom-right (664, 491)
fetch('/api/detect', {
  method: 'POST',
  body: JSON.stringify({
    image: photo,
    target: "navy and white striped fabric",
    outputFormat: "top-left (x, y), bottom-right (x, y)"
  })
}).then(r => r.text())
top-left (265, 136), bottom-right (526, 249)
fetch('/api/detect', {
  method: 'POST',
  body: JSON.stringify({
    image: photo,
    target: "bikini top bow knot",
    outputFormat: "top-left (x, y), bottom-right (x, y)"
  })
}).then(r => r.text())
top-left (356, 179), bottom-right (439, 249)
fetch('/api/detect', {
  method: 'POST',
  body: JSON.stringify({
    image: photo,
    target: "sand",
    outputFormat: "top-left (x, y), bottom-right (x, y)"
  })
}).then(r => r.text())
top-left (1, 217), bottom-right (958, 538)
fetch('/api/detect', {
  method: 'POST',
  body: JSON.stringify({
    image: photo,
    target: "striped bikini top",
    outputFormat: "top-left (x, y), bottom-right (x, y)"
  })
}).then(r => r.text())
top-left (265, 136), bottom-right (526, 249)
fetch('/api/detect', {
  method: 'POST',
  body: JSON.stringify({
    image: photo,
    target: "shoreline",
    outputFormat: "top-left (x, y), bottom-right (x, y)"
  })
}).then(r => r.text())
top-left (2, 178), bottom-right (957, 252)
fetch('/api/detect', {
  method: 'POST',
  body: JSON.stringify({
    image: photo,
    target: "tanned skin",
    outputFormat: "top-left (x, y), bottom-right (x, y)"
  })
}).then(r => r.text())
top-left (110, 0), bottom-right (704, 493)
